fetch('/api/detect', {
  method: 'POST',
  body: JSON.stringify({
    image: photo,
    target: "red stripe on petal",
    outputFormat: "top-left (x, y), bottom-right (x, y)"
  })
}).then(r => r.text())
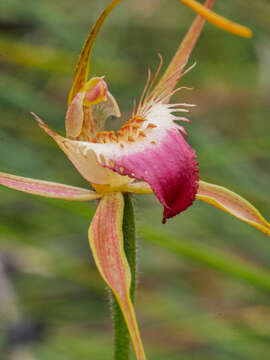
top-left (0, 172), bottom-right (100, 201)
top-left (197, 181), bottom-right (270, 236)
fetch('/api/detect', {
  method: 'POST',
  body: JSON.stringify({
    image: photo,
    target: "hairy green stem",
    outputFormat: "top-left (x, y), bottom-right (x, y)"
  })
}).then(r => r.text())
top-left (112, 193), bottom-right (136, 360)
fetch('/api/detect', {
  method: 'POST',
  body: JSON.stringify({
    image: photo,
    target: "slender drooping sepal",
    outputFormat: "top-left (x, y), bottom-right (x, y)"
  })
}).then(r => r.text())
top-left (88, 193), bottom-right (146, 360)
top-left (197, 181), bottom-right (270, 236)
top-left (111, 193), bottom-right (136, 360)
top-left (0, 172), bottom-right (100, 201)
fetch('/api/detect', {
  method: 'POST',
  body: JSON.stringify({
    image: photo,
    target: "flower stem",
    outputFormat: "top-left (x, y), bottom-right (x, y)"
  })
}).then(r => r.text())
top-left (111, 193), bottom-right (136, 360)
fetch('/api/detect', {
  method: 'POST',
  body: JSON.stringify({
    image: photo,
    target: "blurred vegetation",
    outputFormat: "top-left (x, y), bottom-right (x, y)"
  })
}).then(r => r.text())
top-left (0, 0), bottom-right (270, 359)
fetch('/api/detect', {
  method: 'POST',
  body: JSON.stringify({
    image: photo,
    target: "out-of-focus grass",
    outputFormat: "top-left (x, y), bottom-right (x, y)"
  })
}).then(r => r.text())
top-left (1, 0), bottom-right (270, 359)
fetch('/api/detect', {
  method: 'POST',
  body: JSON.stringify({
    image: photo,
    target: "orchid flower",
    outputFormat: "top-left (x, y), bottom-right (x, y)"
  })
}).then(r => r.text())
top-left (0, 0), bottom-right (268, 359)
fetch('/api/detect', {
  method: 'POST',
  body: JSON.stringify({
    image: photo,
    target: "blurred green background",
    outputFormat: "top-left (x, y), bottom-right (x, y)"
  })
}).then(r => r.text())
top-left (1, 0), bottom-right (270, 359)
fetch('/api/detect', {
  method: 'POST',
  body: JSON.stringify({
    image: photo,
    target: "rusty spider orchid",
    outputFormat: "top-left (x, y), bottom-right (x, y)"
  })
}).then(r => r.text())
top-left (0, 0), bottom-right (269, 359)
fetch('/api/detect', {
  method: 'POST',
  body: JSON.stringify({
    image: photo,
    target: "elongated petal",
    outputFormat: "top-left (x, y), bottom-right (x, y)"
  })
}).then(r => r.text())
top-left (68, 0), bottom-right (123, 105)
top-left (197, 181), bottom-right (270, 236)
top-left (153, 0), bottom-right (215, 103)
top-left (181, 0), bottom-right (252, 38)
top-left (0, 172), bottom-right (100, 201)
top-left (89, 193), bottom-right (146, 360)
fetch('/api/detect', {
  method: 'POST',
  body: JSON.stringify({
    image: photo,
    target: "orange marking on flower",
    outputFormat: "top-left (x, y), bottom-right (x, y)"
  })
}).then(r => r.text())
top-left (120, 143), bottom-right (125, 148)
top-left (96, 131), bottom-right (102, 138)
top-left (100, 131), bottom-right (109, 142)
top-left (138, 131), bottom-right (146, 138)
top-left (135, 117), bottom-right (146, 124)
top-left (90, 114), bottom-right (148, 145)
top-left (151, 141), bottom-right (156, 145)
top-left (147, 123), bottom-right (157, 129)
top-left (121, 124), bottom-right (131, 132)
top-left (109, 131), bottom-right (118, 142)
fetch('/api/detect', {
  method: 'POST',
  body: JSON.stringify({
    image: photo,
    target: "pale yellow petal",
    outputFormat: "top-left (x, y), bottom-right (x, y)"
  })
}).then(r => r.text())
top-left (0, 172), bottom-right (100, 201)
top-left (197, 181), bottom-right (270, 236)
top-left (89, 193), bottom-right (146, 360)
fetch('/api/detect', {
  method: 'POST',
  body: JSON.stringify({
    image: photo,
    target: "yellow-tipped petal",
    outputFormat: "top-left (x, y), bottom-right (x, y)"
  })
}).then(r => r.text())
top-left (68, 0), bottom-right (123, 105)
top-left (181, 0), bottom-right (253, 38)
top-left (197, 181), bottom-right (270, 236)
top-left (89, 193), bottom-right (146, 360)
